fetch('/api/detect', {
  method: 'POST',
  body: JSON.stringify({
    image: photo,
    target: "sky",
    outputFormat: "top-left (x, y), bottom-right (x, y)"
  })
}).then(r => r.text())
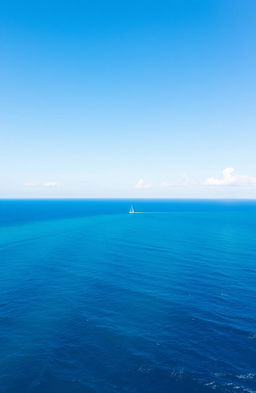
top-left (0, 0), bottom-right (256, 198)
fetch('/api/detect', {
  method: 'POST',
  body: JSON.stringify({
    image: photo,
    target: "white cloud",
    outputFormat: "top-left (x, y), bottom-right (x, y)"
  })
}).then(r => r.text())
top-left (134, 178), bottom-right (152, 189)
top-left (24, 181), bottom-right (58, 187)
top-left (206, 168), bottom-right (256, 186)
top-left (42, 181), bottom-right (58, 187)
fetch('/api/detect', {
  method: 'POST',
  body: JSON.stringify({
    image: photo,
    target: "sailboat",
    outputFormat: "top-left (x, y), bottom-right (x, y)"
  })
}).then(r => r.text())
top-left (129, 205), bottom-right (135, 214)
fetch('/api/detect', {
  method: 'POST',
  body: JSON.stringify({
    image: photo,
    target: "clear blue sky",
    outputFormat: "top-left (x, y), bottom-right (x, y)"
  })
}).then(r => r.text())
top-left (1, 0), bottom-right (256, 198)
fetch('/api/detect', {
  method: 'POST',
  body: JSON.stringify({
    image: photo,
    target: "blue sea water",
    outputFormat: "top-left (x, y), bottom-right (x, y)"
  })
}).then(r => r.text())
top-left (0, 199), bottom-right (256, 393)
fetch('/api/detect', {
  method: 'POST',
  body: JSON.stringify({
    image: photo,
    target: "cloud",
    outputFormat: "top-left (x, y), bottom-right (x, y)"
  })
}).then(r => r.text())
top-left (42, 181), bottom-right (58, 187)
top-left (134, 178), bottom-right (152, 189)
top-left (24, 181), bottom-right (58, 187)
top-left (205, 168), bottom-right (256, 186)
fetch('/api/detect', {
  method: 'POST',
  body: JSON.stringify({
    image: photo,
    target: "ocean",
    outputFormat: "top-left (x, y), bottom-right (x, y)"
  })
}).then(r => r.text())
top-left (0, 199), bottom-right (255, 393)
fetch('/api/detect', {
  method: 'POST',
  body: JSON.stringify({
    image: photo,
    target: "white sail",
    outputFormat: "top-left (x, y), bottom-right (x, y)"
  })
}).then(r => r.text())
top-left (129, 205), bottom-right (135, 214)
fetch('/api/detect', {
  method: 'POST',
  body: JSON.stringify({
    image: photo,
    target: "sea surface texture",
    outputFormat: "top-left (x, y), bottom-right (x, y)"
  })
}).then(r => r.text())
top-left (0, 199), bottom-right (255, 393)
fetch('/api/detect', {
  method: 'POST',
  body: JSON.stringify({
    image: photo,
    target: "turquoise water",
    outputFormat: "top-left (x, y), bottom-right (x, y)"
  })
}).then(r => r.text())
top-left (0, 200), bottom-right (256, 393)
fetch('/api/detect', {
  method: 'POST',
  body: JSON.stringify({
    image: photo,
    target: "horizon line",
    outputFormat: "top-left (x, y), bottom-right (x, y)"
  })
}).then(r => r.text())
top-left (0, 197), bottom-right (256, 201)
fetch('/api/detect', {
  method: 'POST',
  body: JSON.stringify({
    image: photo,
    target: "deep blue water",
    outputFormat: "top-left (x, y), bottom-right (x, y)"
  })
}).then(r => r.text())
top-left (0, 199), bottom-right (256, 393)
